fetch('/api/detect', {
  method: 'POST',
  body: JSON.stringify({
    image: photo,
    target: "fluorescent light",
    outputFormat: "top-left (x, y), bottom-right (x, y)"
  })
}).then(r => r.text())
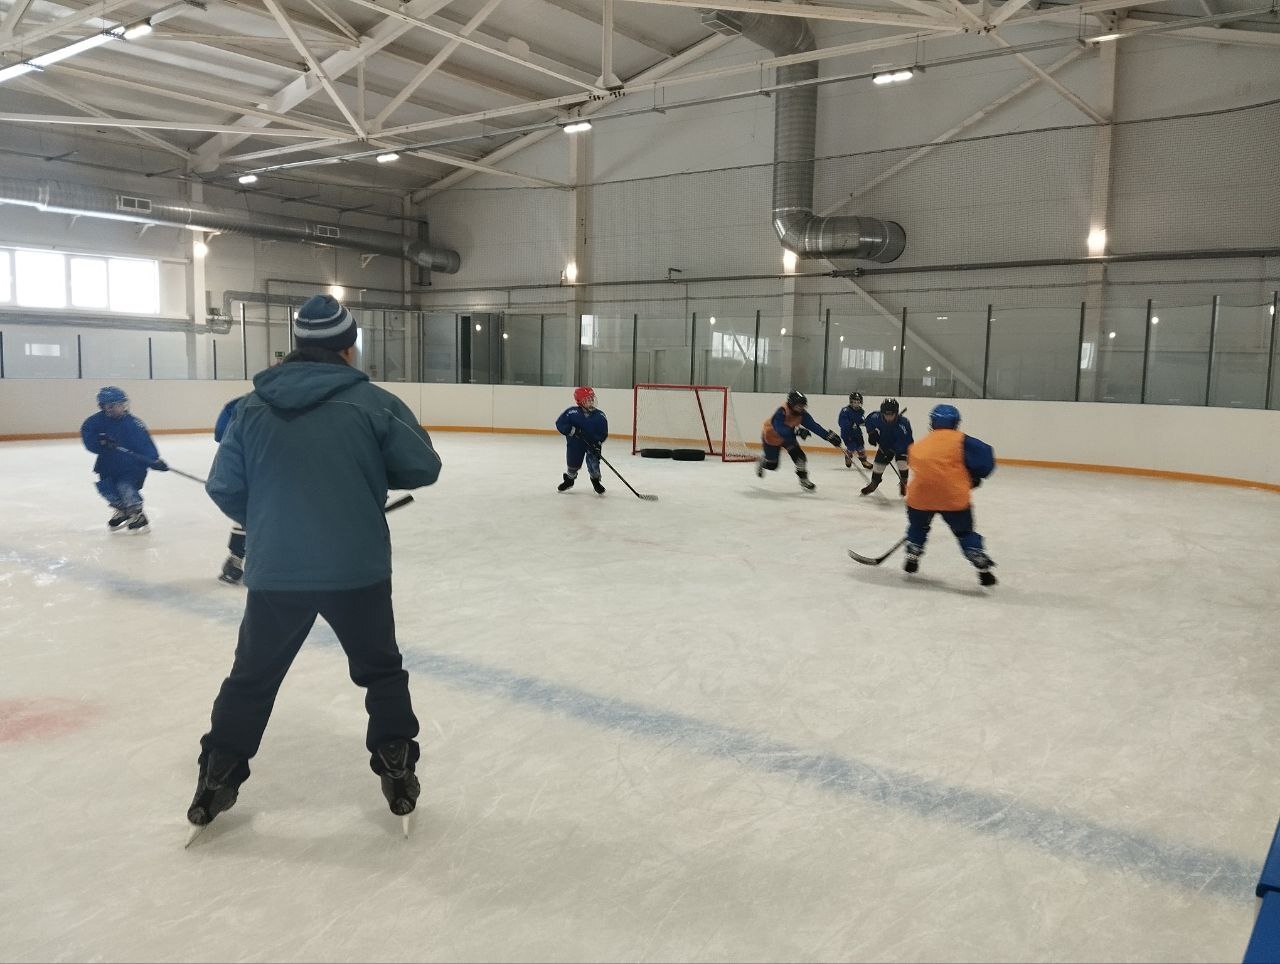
top-left (872, 68), bottom-right (914, 86)
top-left (193, 241), bottom-right (209, 258)
top-left (839, 335), bottom-right (845, 342)
top-left (564, 262), bottom-right (578, 284)
top-left (1089, 32), bottom-right (1121, 42)
top-left (562, 121), bottom-right (592, 134)
top-left (376, 152), bottom-right (400, 163)
top-left (475, 323), bottom-right (482, 332)
top-left (1108, 331), bottom-right (1117, 339)
top-left (926, 365), bottom-right (933, 372)
top-left (782, 249), bottom-right (798, 273)
top-left (780, 327), bottom-right (787, 336)
top-left (708, 316), bottom-right (716, 325)
top-left (502, 332), bottom-right (509, 340)
top-left (31, 31), bottom-right (117, 68)
top-left (122, 21), bottom-right (153, 40)
top-left (0, 62), bottom-right (41, 82)
top-left (329, 285), bottom-right (345, 299)
top-left (1087, 227), bottom-right (1107, 256)
top-left (1151, 315), bottom-right (1160, 325)
top-left (238, 174), bottom-right (258, 185)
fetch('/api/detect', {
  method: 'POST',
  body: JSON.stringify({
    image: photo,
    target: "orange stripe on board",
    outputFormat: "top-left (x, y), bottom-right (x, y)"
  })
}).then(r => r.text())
top-left (3, 425), bottom-right (1276, 493)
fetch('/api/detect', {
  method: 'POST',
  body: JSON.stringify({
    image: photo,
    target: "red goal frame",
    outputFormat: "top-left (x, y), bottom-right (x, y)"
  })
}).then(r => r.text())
top-left (631, 383), bottom-right (754, 462)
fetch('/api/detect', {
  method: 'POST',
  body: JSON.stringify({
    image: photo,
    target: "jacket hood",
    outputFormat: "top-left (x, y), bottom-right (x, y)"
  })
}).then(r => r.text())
top-left (253, 360), bottom-right (368, 413)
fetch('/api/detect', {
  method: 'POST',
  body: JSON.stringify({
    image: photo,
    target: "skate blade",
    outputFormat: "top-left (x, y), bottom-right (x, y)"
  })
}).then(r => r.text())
top-left (401, 814), bottom-right (411, 839)
top-left (184, 824), bottom-right (208, 849)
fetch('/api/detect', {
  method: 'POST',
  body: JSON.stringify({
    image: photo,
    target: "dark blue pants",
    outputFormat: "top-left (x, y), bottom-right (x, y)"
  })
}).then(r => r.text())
top-left (200, 579), bottom-right (419, 783)
top-left (566, 439), bottom-right (601, 478)
top-left (906, 506), bottom-right (984, 556)
top-left (96, 476), bottom-right (143, 511)
top-left (760, 441), bottom-right (804, 470)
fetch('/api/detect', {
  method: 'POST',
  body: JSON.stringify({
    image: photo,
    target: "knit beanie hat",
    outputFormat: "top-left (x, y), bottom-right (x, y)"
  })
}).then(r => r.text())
top-left (294, 294), bottom-right (357, 351)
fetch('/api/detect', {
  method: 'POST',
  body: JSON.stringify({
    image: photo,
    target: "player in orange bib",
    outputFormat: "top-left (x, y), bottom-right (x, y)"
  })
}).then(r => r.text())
top-left (755, 389), bottom-right (842, 491)
top-left (903, 404), bottom-right (998, 586)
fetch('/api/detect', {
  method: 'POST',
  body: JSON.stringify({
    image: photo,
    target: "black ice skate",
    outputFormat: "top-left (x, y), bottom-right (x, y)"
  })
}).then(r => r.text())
top-left (218, 555), bottom-right (244, 585)
top-left (374, 740), bottom-right (420, 837)
top-left (107, 508), bottom-right (129, 531)
top-left (798, 474), bottom-right (816, 491)
top-left (904, 546), bottom-right (921, 574)
top-left (754, 458), bottom-right (765, 479)
top-left (844, 453), bottom-right (853, 468)
top-left (125, 511), bottom-right (150, 534)
top-left (979, 570), bottom-right (998, 587)
top-left (859, 456), bottom-right (873, 470)
top-left (860, 477), bottom-right (882, 496)
top-left (186, 749), bottom-right (245, 845)
top-left (590, 477), bottom-right (606, 495)
top-left (557, 473), bottom-right (575, 492)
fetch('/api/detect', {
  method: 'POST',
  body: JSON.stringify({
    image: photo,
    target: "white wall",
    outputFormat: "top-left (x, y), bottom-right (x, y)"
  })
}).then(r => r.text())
top-left (3, 380), bottom-right (1278, 488)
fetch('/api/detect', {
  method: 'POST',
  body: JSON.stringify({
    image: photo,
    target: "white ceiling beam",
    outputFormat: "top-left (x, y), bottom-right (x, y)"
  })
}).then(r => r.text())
top-left (151, 30), bottom-right (355, 47)
top-left (336, 0), bottom-right (603, 91)
top-left (373, 0), bottom-right (505, 130)
top-left (0, 113), bottom-right (331, 134)
top-left (261, 0), bottom-right (365, 136)
top-left (608, 0), bottom-right (957, 30)
top-left (599, 0), bottom-right (620, 87)
top-left (49, 63), bottom-right (350, 135)
top-left (0, 0), bottom-right (137, 53)
top-left (1004, 0), bottom-right (1177, 28)
top-left (18, 75), bottom-right (192, 159)
top-left (1119, 16), bottom-right (1280, 46)
top-left (987, 33), bottom-right (1106, 122)
top-left (299, 0), bottom-right (359, 41)
top-left (937, 0), bottom-right (986, 30)
top-left (537, 0), bottom-right (677, 56)
top-left (191, 0), bottom-right (455, 169)
top-left (820, 47), bottom-right (1084, 215)
top-left (988, 0), bottom-right (1042, 27)
top-left (884, 0), bottom-right (959, 18)
top-left (0, 0), bottom-right (37, 39)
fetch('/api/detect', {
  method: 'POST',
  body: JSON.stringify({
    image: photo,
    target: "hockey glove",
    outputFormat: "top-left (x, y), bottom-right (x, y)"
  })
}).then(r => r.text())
top-left (825, 430), bottom-right (841, 447)
top-left (867, 430), bottom-right (880, 446)
top-left (97, 433), bottom-right (117, 450)
top-left (970, 477), bottom-right (982, 489)
top-left (795, 427), bottom-right (810, 440)
top-left (153, 459), bottom-right (170, 472)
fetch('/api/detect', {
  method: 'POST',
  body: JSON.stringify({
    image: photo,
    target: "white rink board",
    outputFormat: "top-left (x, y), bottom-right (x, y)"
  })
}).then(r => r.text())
top-left (0, 433), bottom-right (1278, 962)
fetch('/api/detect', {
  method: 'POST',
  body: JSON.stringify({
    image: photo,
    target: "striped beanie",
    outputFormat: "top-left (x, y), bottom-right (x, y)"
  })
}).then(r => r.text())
top-left (294, 294), bottom-right (357, 351)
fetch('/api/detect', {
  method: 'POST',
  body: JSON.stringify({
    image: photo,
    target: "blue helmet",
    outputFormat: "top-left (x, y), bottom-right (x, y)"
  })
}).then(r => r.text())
top-left (930, 403), bottom-right (961, 429)
top-left (97, 386), bottom-right (128, 408)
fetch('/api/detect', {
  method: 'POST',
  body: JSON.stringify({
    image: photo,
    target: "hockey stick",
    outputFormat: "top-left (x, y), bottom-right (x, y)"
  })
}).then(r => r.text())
top-left (848, 537), bottom-right (907, 566)
top-left (110, 443), bottom-right (207, 485)
top-left (384, 494), bottom-right (414, 512)
top-left (594, 448), bottom-right (658, 501)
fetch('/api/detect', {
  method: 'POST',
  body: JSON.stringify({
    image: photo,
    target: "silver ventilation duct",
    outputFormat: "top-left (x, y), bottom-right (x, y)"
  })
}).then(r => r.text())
top-left (702, 11), bottom-right (906, 263)
top-left (0, 177), bottom-right (461, 274)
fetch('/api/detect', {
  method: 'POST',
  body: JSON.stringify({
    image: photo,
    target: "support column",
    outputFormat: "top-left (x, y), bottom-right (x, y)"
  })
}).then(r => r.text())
top-left (568, 131), bottom-right (591, 386)
top-left (188, 181), bottom-right (208, 379)
top-left (1079, 32), bottom-right (1118, 402)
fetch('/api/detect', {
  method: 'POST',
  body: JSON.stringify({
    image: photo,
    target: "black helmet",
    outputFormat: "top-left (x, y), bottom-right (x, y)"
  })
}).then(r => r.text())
top-left (786, 389), bottom-right (808, 409)
top-left (849, 392), bottom-right (863, 404)
top-left (880, 398), bottom-right (900, 415)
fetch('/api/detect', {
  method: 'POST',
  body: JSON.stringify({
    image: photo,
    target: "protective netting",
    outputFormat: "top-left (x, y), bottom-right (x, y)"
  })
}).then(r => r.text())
top-left (424, 97), bottom-right (1280, 288)
top-left (633, 385), bottom-right (755, 462)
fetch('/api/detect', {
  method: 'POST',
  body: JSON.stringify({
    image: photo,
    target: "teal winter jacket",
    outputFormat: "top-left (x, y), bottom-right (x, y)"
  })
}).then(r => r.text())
top-left (206, 355), bottom-right (442, 591)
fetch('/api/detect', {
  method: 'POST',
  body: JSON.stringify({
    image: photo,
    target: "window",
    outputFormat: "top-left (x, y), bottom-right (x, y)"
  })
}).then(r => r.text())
top-left (24, 343), bottom-right (62, 357)
top-left (580, 314), bottom-right (596, 347)
top-left (1080, 341), bottom-right (1096, 370)
top-left (841, 347), bottom-right (886, 372)
top-left (70, 257), bottom-right (109, 309)
top-left (0, 250), bottom-right (10, 303)
top-left (15, 250), bottom-right (67, 308)
top-left (711, 330), bottom-right (768, 364)
top-left (108, 258), bottom-right (159, 314)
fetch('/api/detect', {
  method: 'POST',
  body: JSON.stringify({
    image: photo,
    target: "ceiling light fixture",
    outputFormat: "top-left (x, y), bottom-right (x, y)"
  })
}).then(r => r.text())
top-left (238, 174), bottom-right (258, 185)
top-left (562, 120), bottom-right (592, 134)
top-left (0, 17), bottom-right (154, 86)
top-left (122, 20), bottom-right (153, 39)
top-left (872, 68), bottom-right (915, 86)
top-left (376, 152), bottom-right (400, 163)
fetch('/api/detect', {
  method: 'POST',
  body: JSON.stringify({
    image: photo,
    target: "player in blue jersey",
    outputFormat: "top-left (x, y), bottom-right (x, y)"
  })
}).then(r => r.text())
top-left (555, 386), bottom-right (608, 495)
top-left (837, 392), bottom-right (873, 470)
top-left (860, 398), bottom-right (914, 498)
top-left (80, 386), bottom-right (168, 534)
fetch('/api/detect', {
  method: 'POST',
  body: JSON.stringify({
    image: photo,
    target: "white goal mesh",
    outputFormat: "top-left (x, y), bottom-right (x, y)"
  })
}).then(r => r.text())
top-left (631, 384), bottom-right (756, 462)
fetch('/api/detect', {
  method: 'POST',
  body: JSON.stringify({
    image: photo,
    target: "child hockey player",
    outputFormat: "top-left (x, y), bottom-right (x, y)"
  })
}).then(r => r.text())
top-left (214, 395), bottom-right (246, 584)
top-left (861, 398), bottom-right (914, 497)
top-left (555, 386), bottom-right (608, 495)
top-left (903, 403), bottom-right (997, 586)
top-left (838, 392), bottom-right (873, 470)
top-left (80, 386), bottom-right (168, 534)
top-left (756, 389), bottom-right (842, 491)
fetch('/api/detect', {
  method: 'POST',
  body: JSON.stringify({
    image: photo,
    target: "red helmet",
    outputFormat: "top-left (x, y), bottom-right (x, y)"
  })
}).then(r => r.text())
top-left (573, 386), bottom-right (596, 407)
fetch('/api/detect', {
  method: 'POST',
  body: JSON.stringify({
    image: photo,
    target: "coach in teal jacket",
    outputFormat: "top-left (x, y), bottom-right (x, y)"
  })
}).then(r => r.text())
top-left (190, 293), bottom-right (441, 834)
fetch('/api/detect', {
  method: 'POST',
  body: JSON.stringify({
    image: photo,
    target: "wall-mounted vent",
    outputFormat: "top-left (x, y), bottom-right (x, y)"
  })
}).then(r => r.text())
top-left (314, 224), bottom-right (340, 239)
top-left (117, 195), bottom-right (153, 214)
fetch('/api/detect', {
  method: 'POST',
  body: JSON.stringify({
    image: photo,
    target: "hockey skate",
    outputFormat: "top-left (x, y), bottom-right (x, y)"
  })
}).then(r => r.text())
top-left (557, 473), bottom-right (575, 492)
top-left (860, 476), bottom-right (882, 497)
top-left (965, 549), bottom-right (998, 587)
top-left (859, 456), bottom-right (873, 470)
top-left (903, 544), bottom-right (922, 574)
top-left (590, 477), bottom-right (606, 495)
top-left (218, 555), bottom-right (244, 585)
top-left (844, 453), bottom-right (853, 468)
top-left (754, 457), bottom-right (765, 479)
top-left (374, 740), bottom-right (420, 837)
top-left (124, 510), bottom-right (150, 534)
top-left (186, 749), bottom-right (245, 845)
top-left (107, 508), bottom-right (129, 531)
top-left (798, 474), bottom-right (816, 491)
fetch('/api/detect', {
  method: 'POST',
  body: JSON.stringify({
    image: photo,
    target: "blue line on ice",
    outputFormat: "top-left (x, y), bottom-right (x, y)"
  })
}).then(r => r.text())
top-left (7, 547), bottom-right (1259, 900)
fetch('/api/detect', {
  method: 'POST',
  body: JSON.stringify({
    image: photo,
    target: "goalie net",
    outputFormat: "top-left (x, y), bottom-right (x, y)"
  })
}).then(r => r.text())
top-left (631, 384), bottom-right (756, 462)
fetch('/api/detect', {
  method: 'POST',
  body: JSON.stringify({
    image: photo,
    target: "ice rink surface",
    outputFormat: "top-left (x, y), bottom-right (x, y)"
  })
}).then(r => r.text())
top-left (2, 432), bottom-right (1278, 963)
